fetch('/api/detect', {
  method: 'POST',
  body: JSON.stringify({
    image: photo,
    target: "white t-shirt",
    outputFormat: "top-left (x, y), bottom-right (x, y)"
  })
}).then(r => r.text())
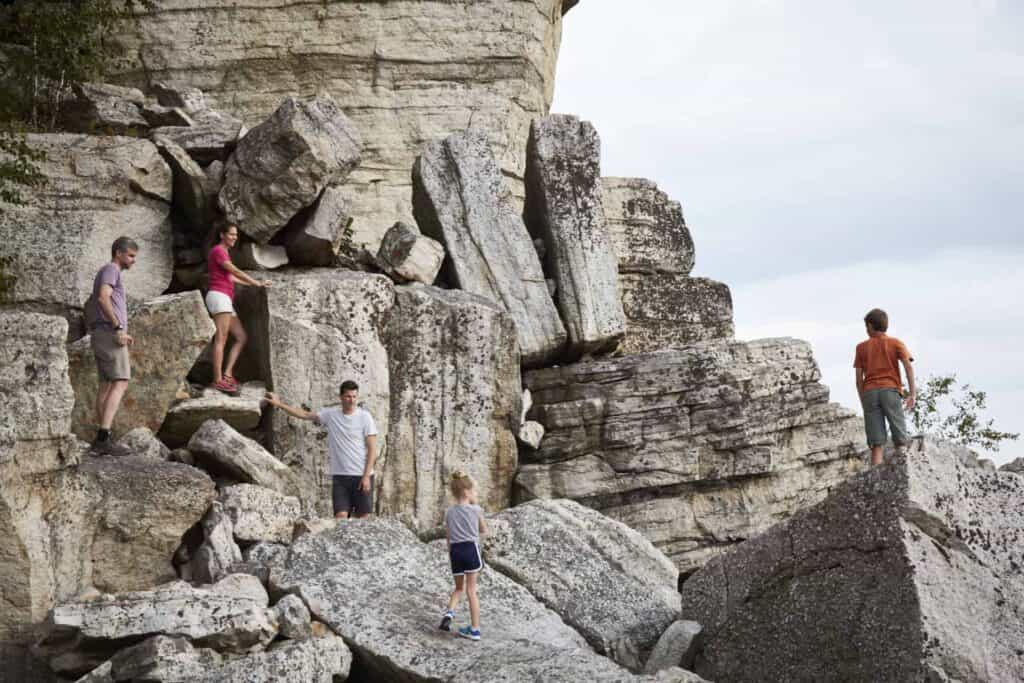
top-left (316, 406), bottom-right (378, 476)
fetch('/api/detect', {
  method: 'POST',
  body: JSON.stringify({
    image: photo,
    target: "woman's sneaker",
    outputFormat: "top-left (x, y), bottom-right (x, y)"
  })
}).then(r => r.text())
top-left (212, 379), bottom-right (240, 396)
top-left (223, 375), bottom-right (241, 389)
top-left (439, 610), bottom-right (454, 632)
top-left (457, 625), bottom-right (481, 641)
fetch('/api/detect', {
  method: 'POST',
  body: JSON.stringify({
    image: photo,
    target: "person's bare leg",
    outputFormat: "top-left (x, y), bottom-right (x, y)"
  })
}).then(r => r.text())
top-left (447, 575), bottom-right (465, 613)
top-left (334, 510), bottom-right (350, 520)
top-left (95, 381), bottom-right (111, 426)
top-left (870, 445), bottom-right (884, 466)
top-left (99, 380), bottom-right (129, 430)
top-left (223, 315), bottom-right (247, 380)
top-left (211, 313), bottom-right (232, 383)
top-left (466, 572), bottom-right (480, 630)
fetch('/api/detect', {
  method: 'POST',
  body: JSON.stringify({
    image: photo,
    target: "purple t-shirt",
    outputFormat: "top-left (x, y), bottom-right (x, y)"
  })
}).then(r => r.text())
top-left (92, 263), bottom-right (127, 331)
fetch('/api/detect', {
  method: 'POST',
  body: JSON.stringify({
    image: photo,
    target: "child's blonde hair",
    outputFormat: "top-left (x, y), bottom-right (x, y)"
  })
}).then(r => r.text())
top-left (449, 470), bottom-right (475, 498)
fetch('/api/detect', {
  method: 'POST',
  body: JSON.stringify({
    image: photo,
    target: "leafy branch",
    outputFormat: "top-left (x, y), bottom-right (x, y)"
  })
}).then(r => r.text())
top-left (910, 373), bottom-right (1019, 452)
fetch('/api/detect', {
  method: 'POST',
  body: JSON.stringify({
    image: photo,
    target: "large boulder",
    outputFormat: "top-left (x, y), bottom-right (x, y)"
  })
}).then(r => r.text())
top-left (679, 438), bottom-right (1024, 682)
top-left (485, 499), bottom-right (681, 671)
top-left (380, 285), bottom-right (521, 531)
top-left (618, 273), bottom-right (734, 353)
top-left (68, 291), bottom-right (215, 441)
top-left (280, 185), bottom-right (350, 267)
top-left (61, 82), bottom-right (149, 135)
top-left (234, 270), bottom-right (394, 516)
top-left (375, 221), bottom-right (445, 285)
top-left (113, 0), bottom-right (575, 253)
top-left (518, 338), bottom-right (864, 573)
top-left (187, 420), bottom-right (299, 498)
top-left (149, 117), bottom-right (243, 166)
top-left (602, 177), bottom-right (695, 275)
top-left (525, 115), bottom-right (626, 355)
top-left (271, 518), bottom-right (692, 682)
top-left (0, 135), bottom-right (173, 326)
top-left (219, 95), bottom-right (362, 244)
top-left (158, 381), bottom-right (265, 448)
top-left (189, 501), bottom-right (242, 585)
top-left (152, 135), bottom-right (219, 236)
top-left (412, 129), bottom-right (566, 367)
top-left (219, 484), bottom-right (302, 545)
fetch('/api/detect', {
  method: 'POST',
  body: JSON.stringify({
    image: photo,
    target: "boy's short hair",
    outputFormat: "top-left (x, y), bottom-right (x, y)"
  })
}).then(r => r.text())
top-left (339, 380), bottom-right (359, 395)
top-left (449, 470), bottom-right (475, 498)
top-left (111, 236), bottom-right (139, 258)
top-left (864, 308), bottom-right (889, 332)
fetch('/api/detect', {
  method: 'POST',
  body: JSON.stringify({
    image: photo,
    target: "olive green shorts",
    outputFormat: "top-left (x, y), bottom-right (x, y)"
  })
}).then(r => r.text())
top-left (861, 388), bottom-right (909, 447)
top-left (91, 327), bottom-right (131, 382)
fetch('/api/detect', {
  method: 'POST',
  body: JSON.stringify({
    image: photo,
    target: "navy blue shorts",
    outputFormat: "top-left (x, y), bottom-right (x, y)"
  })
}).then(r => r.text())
top-left (449, 541), bottom-right (483, 576)
top-left (332, 475), bottom-right (373, 516)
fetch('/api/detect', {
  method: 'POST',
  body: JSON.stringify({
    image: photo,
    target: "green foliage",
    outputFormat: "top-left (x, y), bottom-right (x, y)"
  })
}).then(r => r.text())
top-left (910, 374), bottom-right (1019, 451)
top-left (0, 128), bottom-right (46, 206)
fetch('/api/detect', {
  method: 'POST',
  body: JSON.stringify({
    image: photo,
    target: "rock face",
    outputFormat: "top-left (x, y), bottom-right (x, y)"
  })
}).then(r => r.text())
top-left (236, 270), bottom-right (394, 516)
top-left (187, 420), bottom-right (298, 498)
top-left (376, 222), bottom-right (445, 285)
top-left (603, 177), bottom-right (733, 353)
top-left (413, 129), bottom-right (566, 367)
top-left (485, 499), bottom-right (681, 671)
top-left (679, 438), bottom-right (1024, 683)
top-left (0, 135), bottom-right (173, 320)
top-left (271, 518), bottom-right (676, 682)
top-left (518, 338), bottom-right (864, 572)
top-left (158, 381), bottom-right (265, 448)
top-left (68, 291), bottom-right (215, 441)
top-left (526, 115), bottom-right (626, 355)
top-left (219, 95), bottom-right (362, 244)
top-left (380, 285), bottom-right (521, 531)
top-left (115, 0), bottom-right (574, 254)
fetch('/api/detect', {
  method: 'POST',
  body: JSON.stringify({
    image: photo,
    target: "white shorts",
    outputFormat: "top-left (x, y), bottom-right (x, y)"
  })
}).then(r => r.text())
top-left (205, 290), bottom-right (236, 316)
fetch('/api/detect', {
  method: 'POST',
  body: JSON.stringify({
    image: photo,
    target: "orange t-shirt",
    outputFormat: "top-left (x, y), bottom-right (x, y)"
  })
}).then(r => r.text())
top-left (854, 334), bottom-right (913, 392)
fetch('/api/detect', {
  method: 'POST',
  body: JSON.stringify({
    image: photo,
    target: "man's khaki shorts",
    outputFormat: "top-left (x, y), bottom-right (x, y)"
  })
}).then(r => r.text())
top-left (91, 327), bottom-right (131, 382)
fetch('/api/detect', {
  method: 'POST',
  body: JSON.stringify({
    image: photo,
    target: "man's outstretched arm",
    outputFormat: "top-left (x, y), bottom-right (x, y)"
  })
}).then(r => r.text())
top-left (264, 392), bottom-right (317, 421)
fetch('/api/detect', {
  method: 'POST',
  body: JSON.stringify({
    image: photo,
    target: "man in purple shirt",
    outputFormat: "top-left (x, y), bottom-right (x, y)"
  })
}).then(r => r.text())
top-left (88, 236), bottom-right (138, 455)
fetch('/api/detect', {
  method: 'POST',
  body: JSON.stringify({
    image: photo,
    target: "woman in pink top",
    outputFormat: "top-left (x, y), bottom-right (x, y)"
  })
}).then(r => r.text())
top-left (206, 224), bottom-right (271, 394)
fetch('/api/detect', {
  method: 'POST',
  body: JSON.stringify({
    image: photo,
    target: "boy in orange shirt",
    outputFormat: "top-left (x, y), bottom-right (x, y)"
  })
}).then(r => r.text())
top-left (854, 308), bottom-right (916, 466)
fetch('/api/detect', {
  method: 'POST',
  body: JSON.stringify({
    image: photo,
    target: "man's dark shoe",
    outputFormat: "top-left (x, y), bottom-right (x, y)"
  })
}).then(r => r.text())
top-left (90, 438), bottom-right (130, 457)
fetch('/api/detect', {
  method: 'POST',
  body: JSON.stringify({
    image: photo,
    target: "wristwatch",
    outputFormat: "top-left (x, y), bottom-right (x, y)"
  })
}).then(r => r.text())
top-left (114, 324), bottom-right (123, 331)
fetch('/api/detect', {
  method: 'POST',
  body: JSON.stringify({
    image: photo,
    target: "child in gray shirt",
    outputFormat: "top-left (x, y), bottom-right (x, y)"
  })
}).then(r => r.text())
top-left (439, 470), bottom-right (487, 640)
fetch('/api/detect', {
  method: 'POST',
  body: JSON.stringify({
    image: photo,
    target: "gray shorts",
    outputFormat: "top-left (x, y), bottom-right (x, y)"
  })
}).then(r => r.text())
top-left (861, 388), bottom-right (909, 447)
top-left (91, 327), bottom-right (131, 382)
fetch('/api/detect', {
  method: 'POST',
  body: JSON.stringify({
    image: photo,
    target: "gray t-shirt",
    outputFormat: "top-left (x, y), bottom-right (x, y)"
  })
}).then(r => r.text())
top-left (315, 406), bottom-right (377, 476)
top-left (446, 503), bottom-right (483, 544)
top-left (92, 263), bottom-right (127, 331)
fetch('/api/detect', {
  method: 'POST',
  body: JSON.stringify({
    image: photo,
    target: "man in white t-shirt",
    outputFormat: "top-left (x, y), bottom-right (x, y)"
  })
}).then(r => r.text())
top-left (265, 380), bottom-right (378, 519)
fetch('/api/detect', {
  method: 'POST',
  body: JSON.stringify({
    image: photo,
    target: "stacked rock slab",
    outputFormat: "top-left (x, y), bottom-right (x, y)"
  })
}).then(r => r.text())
top-left (603, 177), bottom-right (734, 353)
top-left (0, 135), bottom-right (173, 335)
top-left (281, 185), bottom-right (350, 266)
top-left (518, 338), bottom-right (863, 573)
top-left (67, 291), bottom-right (214, 440)
top-left (380, 285), bottom-right (521, 532)
top-left (234, 270), bottom-right (394, 515)
top-left (679, 438), bottom-right (1024, 682)
top-left (412, 129), bottom-right (566, 367)
top-left (526, 115), bottom-right (626, 355)
top-left (114, 0), bottom-right (576, 254)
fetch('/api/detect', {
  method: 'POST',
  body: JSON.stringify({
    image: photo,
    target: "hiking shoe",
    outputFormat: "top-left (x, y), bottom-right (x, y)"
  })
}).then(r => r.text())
top-left (439, 611), bottom-right (453, 632)
top-left (90, 439), bottom-right (130, 457)
top-left (223, 375), bottom-right (240, 389)
top-left (457, 625), bottom-right (481, 641)
top-left (212, 379), bottom-right (240, 396)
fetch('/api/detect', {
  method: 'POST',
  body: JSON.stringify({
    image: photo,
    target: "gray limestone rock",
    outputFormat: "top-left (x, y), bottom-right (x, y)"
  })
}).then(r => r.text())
top-left (642, 621), bottom-right (704, 674)
top-left (187, 420), bottom-right (299, 499)
top-left (0, 135), bottom-right (173, 317)
top-left (1000, 457), bottom-right (1024, 474)
top-left (152, 82), bottom-right (207, 113)
top-left (107, 635), bottom-right (221, 682)
top-left (153, 135), bottom-right (217, 236)
top-left (115, 427), bottom-right (171, 461)
top-left (412, 129), bottom-right (566, 367)
top-left (233, 241), bottom-right (289, 270)
top-left (525, 115), bottom-right (626, 355)
top-left (618, 273), bottom-right (735, 353)
top-left (376, 221), bottom-right (445, 285)
top-left (219, 95), bottom-right (362, 244)
top-left (517, 421), bottom-right (545, 450)
top-left (220, 484), bottom-right (302, 545)
top-left (273, 594), bottom-right (312, 641)
top-left (150, 119), bottom-right (243, 166)
top-left (190, 502), bottom-right (243, 585)
top-left (68, 291), bottom-right (214, 440)
top-left (281, 185), bottom-right (350, 266)
top-left (62, 82), bottom-right (148, 135)
top-left (270, 518), bottom-right (675, 682)
top-left (380, 285), bottom-right (521, 531)
top-left (679, 438), bottom-right (1024, 682)
top-left (158, 381), bottom-right (265, 449)
top-left (141, 103), bottom-right (194, 128)
top-left (602, 177), bottom-right (695, 275)
top-left (485, 499), bottom-right (681, 671)
top-left (518, 338), bottom-right (864, 572)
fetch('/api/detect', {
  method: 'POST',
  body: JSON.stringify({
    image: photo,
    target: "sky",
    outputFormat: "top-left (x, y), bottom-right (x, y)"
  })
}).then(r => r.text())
top-left (552, 0), bottom-right (1023, 465)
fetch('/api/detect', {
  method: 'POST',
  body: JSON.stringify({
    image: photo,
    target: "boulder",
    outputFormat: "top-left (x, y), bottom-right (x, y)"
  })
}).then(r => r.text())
top-left (380, 285), bottom-right (521, 531)
top-left (115, 427), bottom-right (171, 461)
top-left (158, 381), bottom-right (265, 448)
top-left (152, 82), bottom-right (207, 113)
top-left (679, 438), bottom-right (1024, 682)
top-left (602, 177), bottom-right (695, 275)
top-left (141, 103), bottom-right (194, 128)
top-left (36, 575), bottom-right (277, 676)
top-left (187, 420), bottom-right (298, 498)
top-left (220, 484), bottom-right (302, 545)
top-left (238, 542), bottom-right (289, 585)
top-left (642, 621), bottom-right (704, 674)
top-left (518, 338), bottom-right (864, 572)
top-left (273, 594), bottom-right (312, 641)
top-left (1001, 457), bottom-right (1024, 474)
top-left (525, 115), bottom-right (626, 355)
top-left (150, 119), bottom-right (243, 165)
top-left (0, 135), bottom-right (173, 319)
top-left (232, 241), bottom-right (288, 270)
top-left (153, 135), bottom-right (218, 235)
top-left (281, 185), bottom-right (350, 266)
top-left (190, 502), bottom-right (242, 585)
top-left (68, 291), bottom-right (214, 440)
top-left (412, 129), bottom-right (566, 367)
top-left (113, 0), bottom-right (573, 254)
top-left (234, 270), bottom-right (393, 516)
top-left (618, 273), bottom-right (735, 353)
top-left (271, 518), bottom-right (679, 682)
top-left (375, 221), bottom-right (445, 285)
top-left (485, 499), bottom-right (681, 670)
top-left (219, 95), bottom-right (362, 244)
top-left (61, 82), bottom-right (148, 135)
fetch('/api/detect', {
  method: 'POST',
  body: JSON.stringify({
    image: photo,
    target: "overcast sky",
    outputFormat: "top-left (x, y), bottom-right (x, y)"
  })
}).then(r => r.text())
top-left (553, 0), bottom-right (1023, 465)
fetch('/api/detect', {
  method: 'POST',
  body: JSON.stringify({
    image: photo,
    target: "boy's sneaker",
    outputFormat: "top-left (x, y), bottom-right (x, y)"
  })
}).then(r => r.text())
top-left (457, 625), bottom-right (481, 641)
top-left (439, 611), bottom-right (453, 632)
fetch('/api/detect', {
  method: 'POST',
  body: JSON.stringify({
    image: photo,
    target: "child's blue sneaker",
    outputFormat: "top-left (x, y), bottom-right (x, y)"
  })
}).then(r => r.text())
top-left (457, 625), bottom-right (481, 641)
top-left (439, 610), bottom-right (454, 631)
